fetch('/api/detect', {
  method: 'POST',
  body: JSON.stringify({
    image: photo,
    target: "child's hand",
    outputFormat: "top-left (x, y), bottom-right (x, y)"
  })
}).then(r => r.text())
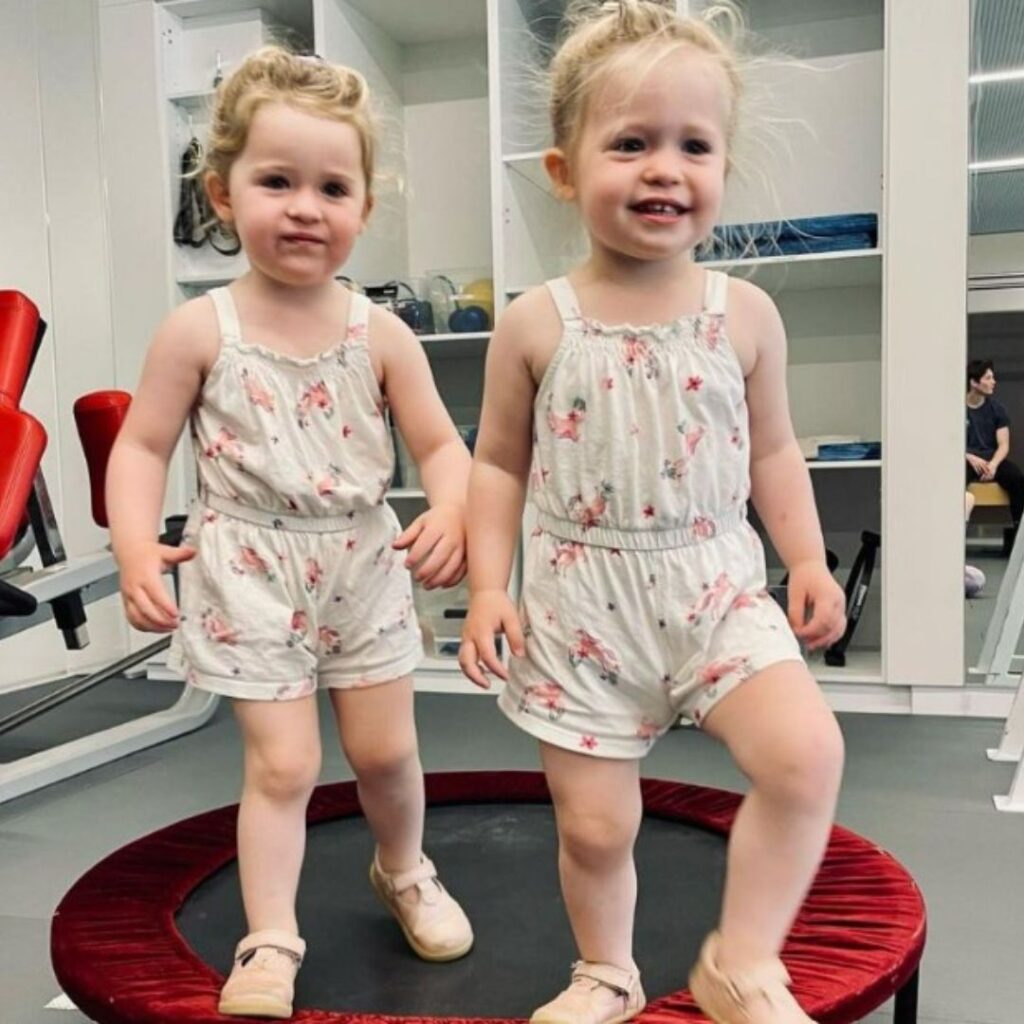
top-left (787, 560), bottom-right (847, 651)
top-left (118, 541), bottom-right (196, 633)
top-left (459, 589), bottom-right (525, 688)
top-left (392, 503), bottom-right (466, 590)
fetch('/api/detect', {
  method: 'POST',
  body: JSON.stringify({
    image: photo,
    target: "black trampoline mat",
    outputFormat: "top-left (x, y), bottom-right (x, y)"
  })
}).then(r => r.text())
top-left (177, 802), bottom-right (727, 1016)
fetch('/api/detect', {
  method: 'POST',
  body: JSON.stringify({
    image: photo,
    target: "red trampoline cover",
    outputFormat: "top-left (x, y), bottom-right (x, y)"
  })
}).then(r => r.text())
top-left (51, 771), bottom-right (925, 1024)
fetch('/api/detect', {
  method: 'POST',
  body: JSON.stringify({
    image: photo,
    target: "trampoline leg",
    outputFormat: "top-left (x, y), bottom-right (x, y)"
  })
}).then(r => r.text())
top-left (893, 967), bottom-right (919, 1024)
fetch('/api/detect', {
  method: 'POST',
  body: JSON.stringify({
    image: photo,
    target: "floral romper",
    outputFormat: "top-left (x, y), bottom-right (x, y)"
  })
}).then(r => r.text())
top-left (498, 271), bottom-right (803, 758)
top-left (168, 287), bottom-right (422, 700)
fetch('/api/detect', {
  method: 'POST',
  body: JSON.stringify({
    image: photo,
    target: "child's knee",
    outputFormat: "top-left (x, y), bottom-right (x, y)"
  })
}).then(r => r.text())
top-left (758, 720), bottom-right (845, 811)
top-left (247, 748), bottom-right (321, 802)
top-left (348, 738), bottom-right (420, 785)
top-left (558, 806), bottom-right (639, 864)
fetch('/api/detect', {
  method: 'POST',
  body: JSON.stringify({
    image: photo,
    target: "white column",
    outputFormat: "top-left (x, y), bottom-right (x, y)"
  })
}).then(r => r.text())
top-left (883, 0), bottom-right (970, 687)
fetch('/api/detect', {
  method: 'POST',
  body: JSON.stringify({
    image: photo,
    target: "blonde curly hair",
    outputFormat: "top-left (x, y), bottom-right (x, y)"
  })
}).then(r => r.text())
top-left (549, 0), bottom-right (745, 168)
top-left (203, 45), bottom-right (377, 194)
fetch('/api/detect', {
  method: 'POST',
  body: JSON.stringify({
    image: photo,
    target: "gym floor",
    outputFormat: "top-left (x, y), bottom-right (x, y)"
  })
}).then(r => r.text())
top-left (1, 680), bottom-right (1020, 1024)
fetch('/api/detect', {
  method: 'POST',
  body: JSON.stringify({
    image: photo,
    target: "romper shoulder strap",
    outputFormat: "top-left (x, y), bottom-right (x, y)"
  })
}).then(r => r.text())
top-left (344, 290), bottom-right (371, 342)
top-left (546, 277), bottom-right (583, 324)
top-left (702, 269), bottom-right (729, 315)
top-left (207, 287), bottom-right (242, 343)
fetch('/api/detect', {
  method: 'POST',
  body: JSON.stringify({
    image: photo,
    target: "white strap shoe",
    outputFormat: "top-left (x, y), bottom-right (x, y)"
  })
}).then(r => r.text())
top-left (531, 960), bottom-right (646, 1024)
top-left (689, 931), bottom-right (818, 1023)
top-left (369, 849), bottom-right (474, 961)
top-left (217, 928), bottom-right (305, 1019)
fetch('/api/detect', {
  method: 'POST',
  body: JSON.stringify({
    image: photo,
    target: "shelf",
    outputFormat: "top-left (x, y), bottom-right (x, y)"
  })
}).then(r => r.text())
top-left (167, 89), bottom-right (215, 112)
top-left (505, 249), bottom-right (882, 299)
top-left (504, 150), bottom-right (550, 194)
top-left (388, 488), bottom-right (426, 500)
top-left (417, 332), bottom-right (490, 358)
top-left (176, 271), bottom-right (237, 289)
top-left (419, 331), bottom-right (489, 343)
top-left (698, 249), bottom-right (882, 291)
top-left (811, 648), bottom-right (883, 685)
top-left (807, 459), bottom-right (881, 470)
top-left (161, 0), bottom-right (313, 38)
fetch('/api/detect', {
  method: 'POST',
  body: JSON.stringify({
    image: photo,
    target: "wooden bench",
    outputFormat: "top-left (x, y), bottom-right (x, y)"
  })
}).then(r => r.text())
top-left (969, 482), bottom-right (1010, 508)
top-left (969, 481), bottom-right (1011, 522)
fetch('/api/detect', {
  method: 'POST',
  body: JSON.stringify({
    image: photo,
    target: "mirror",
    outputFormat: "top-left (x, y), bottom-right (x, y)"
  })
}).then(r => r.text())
top-left (964, 0), bottom-right (1024, 685)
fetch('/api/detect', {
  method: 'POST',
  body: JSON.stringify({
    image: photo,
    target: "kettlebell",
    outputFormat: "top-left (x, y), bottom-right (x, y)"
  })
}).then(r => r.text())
top-left (449, 304), bottom-right (489, 333)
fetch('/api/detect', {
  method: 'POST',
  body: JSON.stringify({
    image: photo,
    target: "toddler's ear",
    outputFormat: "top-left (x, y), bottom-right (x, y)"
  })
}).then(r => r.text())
top-left (358, 193), bottom-right (375, 233)
top-left (204, 172), bottom-right (232, 224)
top-left (544, 148), bottom-right (576, 202)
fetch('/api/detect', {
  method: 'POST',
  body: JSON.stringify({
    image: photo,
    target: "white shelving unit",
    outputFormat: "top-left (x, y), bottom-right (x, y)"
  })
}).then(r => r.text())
top-left (97, 0), bottom-right (973, 706)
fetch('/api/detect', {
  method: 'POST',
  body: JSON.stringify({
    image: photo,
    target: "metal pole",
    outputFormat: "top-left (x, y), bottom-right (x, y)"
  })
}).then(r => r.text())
top-left (0, 636), bottom-right (171, 737)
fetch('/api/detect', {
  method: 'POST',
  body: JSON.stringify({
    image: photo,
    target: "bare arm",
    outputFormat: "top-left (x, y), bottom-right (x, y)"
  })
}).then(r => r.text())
top-left (376, 306), bottom-right (470, 509)
top-left (988, 425), bottom-right (1010, 477)
top-left (735, 281), bottom-right (845, 649)
top-left (375, 306), bottom-right (471, 587)
top-left (467, 301), bottom-right (538, 593)
top-left (740, 284), bottom-right (826, 569)
top-left (106, 299), bottom-right (215, 630)
top-left (459, 291), bottom-right (542, 686)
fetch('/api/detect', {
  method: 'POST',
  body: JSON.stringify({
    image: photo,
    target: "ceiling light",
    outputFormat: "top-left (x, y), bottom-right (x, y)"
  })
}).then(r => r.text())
top-left (970, 67), bottom-right (1024, 85)
top-left (970, 157), bottom-right (1024, 173)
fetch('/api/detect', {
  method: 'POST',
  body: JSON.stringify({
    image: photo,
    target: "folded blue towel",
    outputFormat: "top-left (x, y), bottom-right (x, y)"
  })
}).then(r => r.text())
top-left (814, 442), bottom-right (881, 461)
top-left (699, 214), bottom-right (878, 261)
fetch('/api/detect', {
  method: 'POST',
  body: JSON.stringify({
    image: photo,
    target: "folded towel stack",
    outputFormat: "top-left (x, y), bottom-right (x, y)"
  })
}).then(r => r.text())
top-left (699, 213), bottom-right (878, 261)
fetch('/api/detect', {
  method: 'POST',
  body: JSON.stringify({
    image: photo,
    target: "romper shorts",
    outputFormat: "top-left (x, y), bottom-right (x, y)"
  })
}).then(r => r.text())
top-left (498, 509), bottom-right (803, 759)
top-left (168, 492), bottom-right (423, 700)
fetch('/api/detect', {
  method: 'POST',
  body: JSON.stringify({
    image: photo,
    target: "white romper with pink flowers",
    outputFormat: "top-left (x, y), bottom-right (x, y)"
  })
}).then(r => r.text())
top-left (167, 287), bottom-right (422, 700)
top-left (497, 270), bottom-right (802, 758)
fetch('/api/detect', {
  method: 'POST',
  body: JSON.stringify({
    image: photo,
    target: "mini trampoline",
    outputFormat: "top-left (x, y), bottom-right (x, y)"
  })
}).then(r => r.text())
top-left (51, 771), bottom-right (925, 1023)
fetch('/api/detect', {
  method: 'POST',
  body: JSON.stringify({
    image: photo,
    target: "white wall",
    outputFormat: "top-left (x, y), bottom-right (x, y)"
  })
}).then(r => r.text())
top-left (0, 0), bottom-right (128, 689)
top-left (722, 50), bottom-right (884, 227)
top-left (319, 0), bottom-right (409, 284)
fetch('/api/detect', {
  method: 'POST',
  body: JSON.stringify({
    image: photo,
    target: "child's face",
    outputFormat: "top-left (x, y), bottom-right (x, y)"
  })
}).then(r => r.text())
top-left (555, 48), bottom-right (729, 264)
top-left (210, 101), bottom-right (371, 287)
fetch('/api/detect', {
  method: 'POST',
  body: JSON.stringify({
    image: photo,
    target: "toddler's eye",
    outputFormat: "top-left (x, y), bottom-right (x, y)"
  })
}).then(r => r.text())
top-left (683, 138), bottom-right (712, 156)
top-left (323, 181), bottom-right (349, 198)
top-left (261, 175), bottom-right (289, 190)
top-left (612, 137), bottom-right (645, 153)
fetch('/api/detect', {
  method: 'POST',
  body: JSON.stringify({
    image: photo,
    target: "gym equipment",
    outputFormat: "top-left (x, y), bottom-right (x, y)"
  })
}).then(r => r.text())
top-left (966, 521), bottom-right (1024, 811)
top-left (965, 564), bottom-right (986, 598)
top-left (825, 530), bottom-right (880, 668)
top-left (770, 532), bottom-right (879, 668)
top-left (428, 274), bottom-right (491, 333)
top-left (172, 134), bottom-right (241, 256)
top-left (52, 771), bottom-right (925, 1024)
top-left (0, 290), bottom-right (217, 805)
top-left (365, 280), bottom-right (435, 335)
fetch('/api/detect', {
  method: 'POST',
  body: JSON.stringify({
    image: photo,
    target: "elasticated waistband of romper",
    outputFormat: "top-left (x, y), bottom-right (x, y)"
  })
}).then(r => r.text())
top-left (533, 505), bottom-right (747, 551)
top-left (202, 490), bottom-right (366, 533)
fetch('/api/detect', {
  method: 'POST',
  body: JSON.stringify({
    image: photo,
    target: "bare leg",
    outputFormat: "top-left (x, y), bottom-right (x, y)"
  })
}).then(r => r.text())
top-left (541, 743), bottom-right (642, 971)
top-left (233, 695), bottom-right (322, 935)
top-left (329, 676), bottom-right (423, 872)
top-left (701, 661), bottom-right (844, 973)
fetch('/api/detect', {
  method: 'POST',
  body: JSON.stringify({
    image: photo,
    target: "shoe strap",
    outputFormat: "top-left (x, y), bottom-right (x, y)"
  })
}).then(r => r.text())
top-left (386, 855), bottom-right (438, 895)
top-left (571, 960), bottom-right (639, 999)
top-left (234, 929), bottom-right (306, 967)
